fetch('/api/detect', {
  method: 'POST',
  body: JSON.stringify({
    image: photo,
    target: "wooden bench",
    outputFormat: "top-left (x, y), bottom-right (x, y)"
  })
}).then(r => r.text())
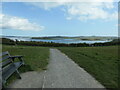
top-left (0, 51), bottom-right (24, 87)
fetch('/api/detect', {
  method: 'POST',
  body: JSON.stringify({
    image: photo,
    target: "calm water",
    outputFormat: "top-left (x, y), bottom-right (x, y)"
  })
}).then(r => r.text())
top-left (5, 36), bottom-right (111, 44)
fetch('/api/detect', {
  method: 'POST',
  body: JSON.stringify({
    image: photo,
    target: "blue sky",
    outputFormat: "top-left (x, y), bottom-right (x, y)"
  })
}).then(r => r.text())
top-left (1, 1), bottom-right (118, 37)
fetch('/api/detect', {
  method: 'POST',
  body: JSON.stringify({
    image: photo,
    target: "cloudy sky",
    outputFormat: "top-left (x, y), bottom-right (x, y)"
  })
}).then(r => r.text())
top-left (0, 0), bottom-right (118, 36)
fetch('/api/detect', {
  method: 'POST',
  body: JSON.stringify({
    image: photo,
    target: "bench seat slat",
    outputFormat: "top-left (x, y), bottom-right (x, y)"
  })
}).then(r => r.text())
top-left (2, 62), bottom-right (23, 81)
top-left (0, 55), bottom-right (10, 62)
top-left (2, 59), bottom-right (12, 67)
top-left (0, 51), bottom-right (9, 57)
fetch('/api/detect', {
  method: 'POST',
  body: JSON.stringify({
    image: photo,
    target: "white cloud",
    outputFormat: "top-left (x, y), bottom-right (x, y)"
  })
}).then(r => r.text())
top-left (27, 2), bottom-right (65, 10)
top-left (0, 14), bottom-right (44, 31)
top-left (26, 0), bottom-right (118, 21)
top-left (65, 2), bottom-right (118, 21)
top-left (66, 17), bottom-right (72, 20)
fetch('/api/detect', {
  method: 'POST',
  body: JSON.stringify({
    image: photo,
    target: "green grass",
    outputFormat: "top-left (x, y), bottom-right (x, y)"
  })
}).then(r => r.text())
top-left (2, 45), bottom-right (49, 86)
top-left (58, 46), bottom-right (119, 89)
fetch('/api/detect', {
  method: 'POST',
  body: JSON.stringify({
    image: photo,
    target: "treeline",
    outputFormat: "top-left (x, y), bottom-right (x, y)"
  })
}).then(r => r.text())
top-left (0, 38), bottom-right (15, 45)
top-left (1, 38), bottom-right (120, 47)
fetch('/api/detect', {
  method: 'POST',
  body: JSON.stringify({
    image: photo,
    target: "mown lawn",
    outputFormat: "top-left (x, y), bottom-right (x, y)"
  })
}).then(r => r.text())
top-left (58, 46), bottom-right (119, 89)
top-left (2, 45), bottom-right (49, 86)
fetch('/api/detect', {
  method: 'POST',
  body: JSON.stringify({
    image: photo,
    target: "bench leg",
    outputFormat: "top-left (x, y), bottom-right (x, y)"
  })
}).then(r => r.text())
top-left (16, 70), bottom-right (21, 79)
top-left (2, 84), bottom-right (5, 89)
top-left (2, 81), bottom-right (6, 88)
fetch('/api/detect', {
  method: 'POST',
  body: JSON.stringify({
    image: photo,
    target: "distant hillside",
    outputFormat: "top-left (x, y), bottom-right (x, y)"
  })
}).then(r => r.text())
top-left (32, 36), bottom-right (65, 40)
top-left (31, 36), bottom-right (117, 41)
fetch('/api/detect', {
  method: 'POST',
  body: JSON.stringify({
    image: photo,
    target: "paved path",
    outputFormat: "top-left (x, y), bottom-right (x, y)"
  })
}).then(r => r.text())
top-left (9, 48), bottom-right (105, 88)
top-left (43, 49), bottom-right (105, 88)
top-left (9, 71), bottom-right (45, 88)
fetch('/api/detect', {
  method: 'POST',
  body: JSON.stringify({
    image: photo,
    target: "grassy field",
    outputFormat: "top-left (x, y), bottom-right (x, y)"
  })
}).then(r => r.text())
top-left (2, 45), bottom-right (49, 86)
top-left (58, 46), bottom-right (119, 88)
top-left (1, 45), bottom-right (119, 88)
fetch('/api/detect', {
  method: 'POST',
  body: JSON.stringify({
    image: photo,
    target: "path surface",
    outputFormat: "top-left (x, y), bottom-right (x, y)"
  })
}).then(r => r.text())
top-left (9, 48), bottom-right (105, 88)
top-left (43, 49), bottom-right (104, 88)
top-left (8, 71), bottom-right (45, 88)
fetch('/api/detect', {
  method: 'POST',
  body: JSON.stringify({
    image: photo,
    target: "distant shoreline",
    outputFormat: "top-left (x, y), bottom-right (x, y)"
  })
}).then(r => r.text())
top-left (1, 37), bottom-right (119, 47)
top-left (3, 37), bottom-right (112, 44)
top-left (2, 35), bottom-right (117, 44)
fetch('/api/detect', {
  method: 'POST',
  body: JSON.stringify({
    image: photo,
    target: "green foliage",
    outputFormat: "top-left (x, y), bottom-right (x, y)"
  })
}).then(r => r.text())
top-left (1, 38), bottom-right (15, 45)
top-left (2, 45), bottom-right (49, 71)
top-left (58, 46), bottom-right (119, 89)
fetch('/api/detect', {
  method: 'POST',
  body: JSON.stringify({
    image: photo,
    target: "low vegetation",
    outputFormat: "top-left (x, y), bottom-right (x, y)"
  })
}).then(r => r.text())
top-left (58, 46), bottom-right (119, 89)
top-left (2, 45), bottom-right (49, 86)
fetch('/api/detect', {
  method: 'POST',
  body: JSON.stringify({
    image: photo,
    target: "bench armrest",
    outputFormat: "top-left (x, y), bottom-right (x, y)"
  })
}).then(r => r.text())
top-left (9, 55), bottom-right (24, 63)
top-left (10, 55), bottom-right (23, 58)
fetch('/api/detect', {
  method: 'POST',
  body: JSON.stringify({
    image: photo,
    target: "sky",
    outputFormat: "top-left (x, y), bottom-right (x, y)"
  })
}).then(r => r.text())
top-left (0, 0), bottom-right (119, 37)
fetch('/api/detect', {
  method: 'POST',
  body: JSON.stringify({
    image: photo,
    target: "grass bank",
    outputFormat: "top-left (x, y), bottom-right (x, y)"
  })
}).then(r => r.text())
top-left (2, 45), bottom-right (49, 86)
top-left (58, 46), bottom-right (119, 89)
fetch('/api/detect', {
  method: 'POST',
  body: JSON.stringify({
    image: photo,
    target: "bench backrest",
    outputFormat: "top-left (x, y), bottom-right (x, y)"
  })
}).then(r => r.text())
top-left (0, 51), bottom-right (12, 68)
